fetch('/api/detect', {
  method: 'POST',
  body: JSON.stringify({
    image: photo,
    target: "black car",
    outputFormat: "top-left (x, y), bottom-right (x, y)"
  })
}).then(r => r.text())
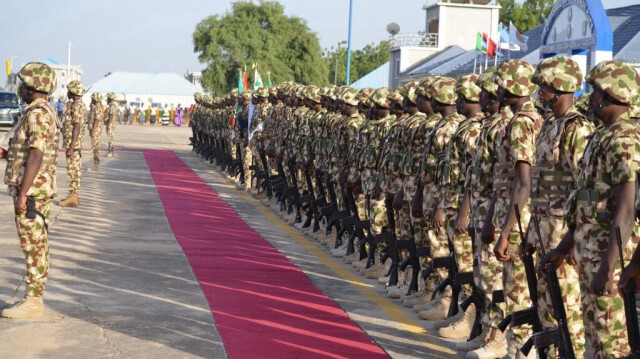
top-left (0, 91), bottom-right (22, 126)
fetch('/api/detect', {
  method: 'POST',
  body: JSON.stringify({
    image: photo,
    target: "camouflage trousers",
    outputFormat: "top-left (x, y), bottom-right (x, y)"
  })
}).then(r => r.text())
top-left (503, 230), bottom-right (533, 351)
top-left (66, 150), bottom-right (82, 194)
top-left (92, 128), bottom-right (102, 164)
top-left (574, 221), bottom-right (639, 358)
top-left (528, 215), bottom-right (584, 358)
top-left (242, 145), bottom-right (251, 190)
top-left (445, 209), bottom-right (473, 273)
top-left (14, 196), bottom-right (52, 297)
top-left (107, 125), bottom-right (116, 152)
top-left (474, 227), bottom-right (505, 329)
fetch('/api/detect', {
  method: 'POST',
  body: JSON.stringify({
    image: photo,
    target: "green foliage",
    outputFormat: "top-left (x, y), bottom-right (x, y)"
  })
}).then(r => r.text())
top-left (193, 1), bottom-right (328, 95)
top-left (323, 40), bottom-right (390, 86)
top-left (498, 0), bottom-right (554, 33)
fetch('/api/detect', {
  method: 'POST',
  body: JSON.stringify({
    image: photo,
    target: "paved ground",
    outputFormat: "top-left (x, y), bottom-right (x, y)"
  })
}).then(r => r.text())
top-left (0, 123), bottom-right (466, 358)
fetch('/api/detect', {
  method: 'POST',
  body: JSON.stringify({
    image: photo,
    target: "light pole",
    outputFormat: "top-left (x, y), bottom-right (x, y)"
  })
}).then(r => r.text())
top-left (345, 0), bottom-right (353, 86)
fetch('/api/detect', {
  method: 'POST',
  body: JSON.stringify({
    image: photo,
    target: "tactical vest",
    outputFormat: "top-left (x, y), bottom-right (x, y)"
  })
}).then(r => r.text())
top-left (530, 113), bottom-right (584, 215)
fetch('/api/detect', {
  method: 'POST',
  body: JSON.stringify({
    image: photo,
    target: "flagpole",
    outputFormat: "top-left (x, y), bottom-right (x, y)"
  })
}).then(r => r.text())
top-left (345, 0), bottom-right (353, 86)
top-left (473, 54), bottom-right (477, 74)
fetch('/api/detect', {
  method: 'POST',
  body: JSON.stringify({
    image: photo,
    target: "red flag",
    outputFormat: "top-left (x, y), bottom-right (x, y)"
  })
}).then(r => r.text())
top-left (242, 71), bottom-right (249, 93)
top-left (483, 32), bottom-right (497, 59)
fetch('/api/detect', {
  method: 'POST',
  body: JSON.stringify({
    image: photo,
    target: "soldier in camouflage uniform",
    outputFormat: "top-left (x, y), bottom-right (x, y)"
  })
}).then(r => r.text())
top-left (436, 74), bottom-right (486, 338)
top-left (60, 80), bottom-right (87, 208)
top-left (528, 56), bottom-right (594, 358)
top-left (248, 86), bottom-right (271, 197)
top-left (479, 59), bottom-right (543, 358)
top-left (235, 91), bottom-right (252, 190)
top-left (543, 60), bottom-right (640, 358)
top-left (1, 63), bottom-right (61, 319)
top-left (104, 92), bottom-right (118, 157)
top-left (88, 93), bottom-right (105, 172)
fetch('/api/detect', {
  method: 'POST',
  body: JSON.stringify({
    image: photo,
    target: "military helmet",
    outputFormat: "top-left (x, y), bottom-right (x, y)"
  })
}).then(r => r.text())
top-left (357, 88), bottom-right (375, 106)
top-left (429, 77), bottom-right (458, 105)
top-left (106, 92), bottom-right (116, 100)
top-left (400, 81), bottom-right (419, 103)
top-left (371, 88), bottom-right (391, 108)
top-left (340, 87), bottom-right (359, 106)
top-left (229, 88), bottom-right (239, 98)
top-left (387, 88), bottom-right (404, 107)
top-left (416, 76), bottom-right (438, 98)
top-left (495, 59), bottom-right (536, 97)
top-left (255, 86), bottom-right (269, 98)
top-left (326, 86), bottom-right (339, 100)
top-left (533, 56), bottom-right (583, 93)
top-left (67, 80), bottom-right (86, 96)
top-left (477, 67), bottom-right (498, 96)
top-left (586, 60), bottom-right (640, 105)
top-left (91, 93), bottom-right (103, 102)
top-left (194, 92), bottom-right (202, 102)
top-left (307, 86), bottom-right (322, 103)
top-left (585, 60), bottom-right (616, 84)
top-left (241, 90), bottom-right (252, 100)
top-left (456, 74), bottom-right (481, 102)
top-left (18, 62), bottom-right (57, 94)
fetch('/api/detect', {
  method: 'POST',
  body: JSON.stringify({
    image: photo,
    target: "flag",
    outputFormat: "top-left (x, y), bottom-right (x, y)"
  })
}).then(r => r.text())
top-left (265, 71), bottom-right (272, 88)
top-left (476, 32), bottom-right (486, 52)
top-left (253, 68), bottom-right (263, 90)
top-left (509, 21), bottom-right (529, 52)
top-left (483, 32), bottom-right (497, 59)
top-left (237, 70), bottom-right (244, 93)
top-left (242, 70), bottom-right (249, 93)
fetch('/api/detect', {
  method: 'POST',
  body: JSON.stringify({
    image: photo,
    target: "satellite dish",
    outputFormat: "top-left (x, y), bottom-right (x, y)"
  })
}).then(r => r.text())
top-left (387, 23), bottom-right (401, 36)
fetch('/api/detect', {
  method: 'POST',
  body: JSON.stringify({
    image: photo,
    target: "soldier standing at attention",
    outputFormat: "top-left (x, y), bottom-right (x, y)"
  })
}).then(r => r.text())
top-left (104, 93), bottom-right (118, 158)
top-left (88, 93), bottom-right (105, 172)
top-left (60, 80), bottom-right (87, 208)
top-left (0, 62), bottom-right (61, 319)
top-left (543, 60), bottom-right (640, 358)
top-left (528, 56), bottom-right (593, 358)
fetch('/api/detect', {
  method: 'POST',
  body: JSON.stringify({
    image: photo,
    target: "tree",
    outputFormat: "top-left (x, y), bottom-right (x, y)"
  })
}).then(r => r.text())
top-left (323, 40), bottom-right (389, 86)
top-left (498, 0), bottom-right (554, 33)
top-left (193, 1), bottom-right (328, 95)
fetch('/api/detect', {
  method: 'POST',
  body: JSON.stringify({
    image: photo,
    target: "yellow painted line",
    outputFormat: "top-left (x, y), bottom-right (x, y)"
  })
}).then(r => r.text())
top-left (205, 166), bottom-right (456, 356)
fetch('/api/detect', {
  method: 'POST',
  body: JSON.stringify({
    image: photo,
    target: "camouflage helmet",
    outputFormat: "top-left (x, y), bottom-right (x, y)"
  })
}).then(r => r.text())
top-left (586, 60), bottom-right (640, 105)
top-left (241, 90), bottom-right (252, 100)
top-left (269, 87), bottom-right (278, 97)
top-left (371, 87), bottom-right (391, 108)
top-left (400, 81), bottom-right (419, 103)
top-left (429, 77), bottom-right (458, 105)
top-left (18, 62), bottom-right (57, 94)
top-left (532, 56), bottom-right (583, 93)
top-left (194, 92), bottom-right (202, 102)
top-left (495, 59), bottom-right (537, 97)
top-left (416, 76), bottom-right (438, 98)
top-left (255, 86), bottom-right (269, 98)
top-left (230, 88), bottom-right (239, 98)
top-left (91, 93), bottom-right (103, 102)
top-left (357, 88), bottom-right (375, 104)
top-left (340, 87), bottom-right (359, 106)
top-left (456, 74), bottom-right (481, 102)
top-left (307, 86), bottom-right (322, 103)
top-left (387, 88), bottom-right (404, 107)
top-left (67, 80), bottom-right (86, 96)
top-left (575, 93), bottom-right (590, 113)
top-left (106, 92), bottom-right (116, 100)
top-left (477, 67), bottom-right (498, 96)
top-left (585, 60), bottom-right (617, 84)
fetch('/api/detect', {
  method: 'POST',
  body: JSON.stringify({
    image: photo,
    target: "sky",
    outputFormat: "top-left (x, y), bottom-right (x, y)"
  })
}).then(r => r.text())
top-left (1, 0), bottom-right (638, 87)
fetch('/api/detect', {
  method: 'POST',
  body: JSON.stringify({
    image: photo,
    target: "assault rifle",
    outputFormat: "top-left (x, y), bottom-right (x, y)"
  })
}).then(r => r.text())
top-left (497, 204), bottom-right (546, 358)
top-left (617, 226), bottom-right (640, 358)
top-left (518, 214), bottom-right (575, 358)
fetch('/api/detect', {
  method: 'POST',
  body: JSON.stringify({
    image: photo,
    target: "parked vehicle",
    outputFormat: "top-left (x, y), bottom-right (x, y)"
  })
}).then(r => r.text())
top-left (0, 91), bottom-right (22, 126)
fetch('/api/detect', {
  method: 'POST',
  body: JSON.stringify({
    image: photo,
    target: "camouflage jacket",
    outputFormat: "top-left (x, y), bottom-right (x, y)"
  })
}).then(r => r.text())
top-left (63, 99), bottom-right (87, 149)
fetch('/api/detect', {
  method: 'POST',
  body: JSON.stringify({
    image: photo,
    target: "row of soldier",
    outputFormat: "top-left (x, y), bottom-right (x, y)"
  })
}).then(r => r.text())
top-left (190, 58), bottom-right (640, 359)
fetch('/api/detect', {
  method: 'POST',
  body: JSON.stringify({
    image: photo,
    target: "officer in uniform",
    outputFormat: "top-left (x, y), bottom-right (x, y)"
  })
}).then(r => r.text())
top-left (0, 62), bottom-right (61, 319)
top-left (60, 80), bottom-right (87, 208)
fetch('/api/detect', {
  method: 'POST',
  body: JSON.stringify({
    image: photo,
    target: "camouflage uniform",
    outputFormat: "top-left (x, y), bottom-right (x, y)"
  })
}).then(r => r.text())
top-left (528, 56), bottom-right (593, 357)
top-left (491, 60), bottom-right (543, 351)
top-left (62, 81), bottom-right (87, 195)
top-left (4, 63), bottom-right (60, 299)
top-left (89, 94), bottom-right (105, 166)
top-left (564, 60), bottom-right (640, 358)
top-left (104, 93), bottom-right (119, 156)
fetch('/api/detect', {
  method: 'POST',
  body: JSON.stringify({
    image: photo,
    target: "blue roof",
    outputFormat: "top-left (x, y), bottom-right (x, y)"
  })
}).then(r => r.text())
top-left (88, 72), bottom-right (200, 96)
top-left (608, 4), bottom-right (640, 63)
top-left (351, 62), bottom-right (389, 89)
top-left (40, 57), bottom-right (63, 65)
top-left (401, 45), bottom-right (467, 76)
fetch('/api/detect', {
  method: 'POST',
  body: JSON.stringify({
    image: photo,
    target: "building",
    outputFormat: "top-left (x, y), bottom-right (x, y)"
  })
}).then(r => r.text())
top-left (380, 0), bottom-right (640, 89)
top-left (38, 57), bottom-right (83, 101)
top-left (86, 72), bottom-right (200, 109)
top-left (185, 70), bottom-right (204, 92)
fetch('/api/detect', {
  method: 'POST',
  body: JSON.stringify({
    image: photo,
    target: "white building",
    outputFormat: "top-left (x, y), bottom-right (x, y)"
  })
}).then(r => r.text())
top-left (86, 72), bottom-right (200, 109)
top-left (39, 57), bottom-right (83, 101)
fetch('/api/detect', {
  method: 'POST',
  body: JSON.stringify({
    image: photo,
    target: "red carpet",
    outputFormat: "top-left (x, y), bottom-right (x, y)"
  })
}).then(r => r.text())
top-left (144, 150), bottom-right (389, 359)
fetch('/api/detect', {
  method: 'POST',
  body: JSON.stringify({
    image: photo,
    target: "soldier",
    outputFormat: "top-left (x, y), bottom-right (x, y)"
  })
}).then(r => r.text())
top-left (88, 93), bottom-right (105, 172)
top-left (480, 59), bottom-right (543, 358)
top-left (60, 80), bottom-right (87, 208)
top-left (104, 92), bottom-right (118, 157)
top-left (234, 90), bottom-right (252, 190)
top-left (249, 86), bottom-right (271, 198)
top-left (542, 60), bottom-right (640, 358)
top-left (528, 56), bottom-right (593, 358)
top-left (0, 62), bottom-right (61, 319)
